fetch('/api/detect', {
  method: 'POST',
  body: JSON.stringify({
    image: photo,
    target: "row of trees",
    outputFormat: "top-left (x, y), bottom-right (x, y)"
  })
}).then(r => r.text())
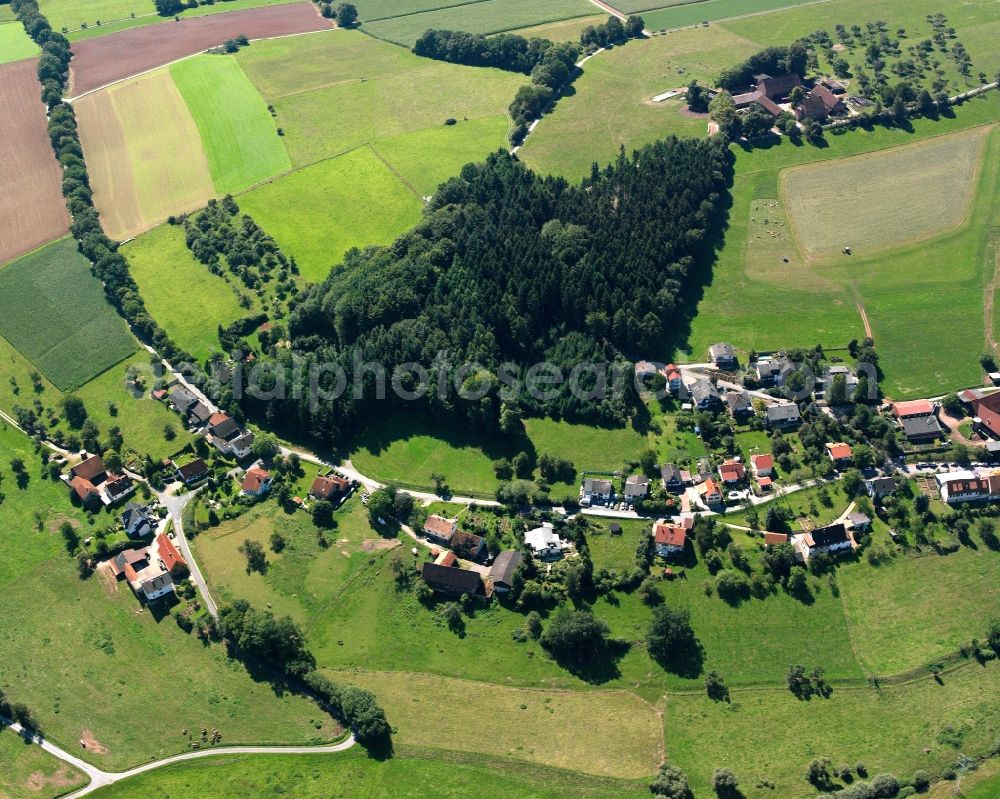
top-left (579, 14), bottom-right (644, 50)
top-left (11, 0), bottom-right (196, 370)
top-left (247, 140), bottom-right (730, 441)
top-left (218, 600), bottom-right (391, 749)
top-left (413, 29), bottom-right (579, 77)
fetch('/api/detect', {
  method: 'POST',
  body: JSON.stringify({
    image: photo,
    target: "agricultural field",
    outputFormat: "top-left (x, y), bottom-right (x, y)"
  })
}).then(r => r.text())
top-left (83, 749), bottom-right (650, 799)
top-left (0, 728), bottom-right (85, 799)
top-left (67, 2), bottom-right (332, 96)
top-left (0, 239), bottom-right (136, 390)
top-left (639, 0), bottom-right (829, 30)
top-left (337, 670), bottom-right (663, 778)
top-left (122, 224), bottom-right (256, 362)
top-left (0, 58), bottom-right (70, 266)
top-left (38, 0), bottom-right (147, 37)
top-left (0, 426), bottom-right (341, 771)
top-left (0, 20), bottom-right (39, 64)
top-left (75, 68), bottom-right (215, 241)
top-left (238, 146), bottom-right (423, 281)
top-left (508, 13), bottom-right (607, 42)
top-left (352, 0), bottom-right (487, 22)
top-left (170, 55), bottom-right (290, 194)
top-left (781, 127), bottom-right (990, 257)
top-left (362, 0), bottom-right (597, 47)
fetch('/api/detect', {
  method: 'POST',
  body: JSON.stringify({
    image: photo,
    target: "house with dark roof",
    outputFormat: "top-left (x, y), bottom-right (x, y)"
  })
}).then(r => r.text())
top-left (581, 477), bottom-right (614, 504)
top-left (451, 530), bottom-right (488, 563)
top-left (757, 73), bottom-right (803, 100)
top-left (207, 413), bottom-right (254, 459)
top-left (111, 545), bottom-right (176, 603)
top-left (901, 414), bottom-right (943, 443)
top-left (168, 386), bottom-right (198, 413)
top-left (754, 355), bottom-right (794, 387)
top-left (765, 403), bottom-right (801, 429)
top-left (188, 401), bottom-right (213, 427)
top-left (121, 502), bottom-right (154, 539)
top-left (796, 83), bottom-right (845, 120)
top-left (725, 389), bottom-right (753, 421)
top-left (66, 454), bottom-right (131, 508)
top-left (847, 512), bottom-right (871, 533)
top-left (420, 562), bottom-right (490, 598)
top-left (489, 550), bottom-right (522, 593)
top-left (866, 476), bottom-right (897, 499)
top-left (173, 458), bottom-right (209, 486)
top-left (794, 522), bottom-right (856, 561)
top-left (708, 343), bottom-right (738, 370)
top-left (690, 379), bottom-right (721, 411)
top-left (624, 474), bottom-right (650, 499)
top-left (104, 474), bottom-right (134, 504)
top-left (660, 463), bottom-right (685, 493)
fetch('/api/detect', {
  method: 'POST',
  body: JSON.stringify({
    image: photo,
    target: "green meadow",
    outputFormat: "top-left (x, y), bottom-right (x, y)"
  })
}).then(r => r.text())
top-left (171, 55), bottom-right (290, 195)
top-left (123, 223), bottom-right (255, 362)
top-left (0, 21), bottom-right (39, 64)
top-left (640, 0), bottom-right (831, 30)
top-left (0, 728), bottom-right (85, 799)
top-left (0, 239), bottom-right (136, 391)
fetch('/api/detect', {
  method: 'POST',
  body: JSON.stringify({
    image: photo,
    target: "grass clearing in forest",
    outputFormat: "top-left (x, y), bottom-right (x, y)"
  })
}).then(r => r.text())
top-left (123, 223), bottom-right (255, 362)
top-left (170, 55), bottom-right (290, 194)
top-left (0, 238), bottom-right (136, 390)
top-left (781, 127), bottom-right (990, 258)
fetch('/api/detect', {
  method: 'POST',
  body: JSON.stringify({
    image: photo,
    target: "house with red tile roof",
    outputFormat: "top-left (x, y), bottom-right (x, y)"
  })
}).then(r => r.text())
top-left (241, 466), bottom-right (272, 497)
top-left (653, 520), bottom-right (687, 557)
top-left (697, 478), bottom-right (723, 508)
top-left (763, 531), bottom-right (789, 546)
top-left (891, 399), bottom-right (935, 418)
top-left (156, 533), bottom-right (188, 577)
top-left (719, 460), bottom-right (746, 484)
top-left (423, 514), bottom-right (457, 546)
top-left (826, 442), bottom-right (853, 465)
top-left (750, 454), bottom-right (774, 478)
top-left (310, 473), bottom-right (350, 501)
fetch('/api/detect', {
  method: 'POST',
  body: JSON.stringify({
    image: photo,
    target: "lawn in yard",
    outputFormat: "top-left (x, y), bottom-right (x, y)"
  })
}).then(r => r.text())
top-left (0, 21), bottom-right (39, 64)
top-left (362, 0), bottom-right (596, 47)
top-left (83, 748), bottom-right (650, 799)
top-left (238, 146), bottom-right (423, 282)
top-left (336, 670), bottom-right (663, 779)
top-left (838, 545), bottom-right (1000, 675)
top-left (725, 480), bottom-right (852, 529)
top-left (587, 518), bottom-right (651, 572)
top-left (170, 54), bottom-right (290, 194)
top-left (665, 659), bottom-right (1000, 799)
top-left (0, 728), bottom-right (85, 799)
top-left (122, 223), bottom-right (255, 362)
top-left (0, 238), bottom-right (136, 391)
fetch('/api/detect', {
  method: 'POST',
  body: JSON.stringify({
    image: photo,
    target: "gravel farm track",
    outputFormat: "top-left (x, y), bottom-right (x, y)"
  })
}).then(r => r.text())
top-left (0, 58), bottom-right (70, 266)
top-left (67, 1), bottom-right (333, 97)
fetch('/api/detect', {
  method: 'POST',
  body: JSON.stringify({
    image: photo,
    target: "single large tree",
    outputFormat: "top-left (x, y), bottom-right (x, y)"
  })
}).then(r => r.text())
top-left (539, 609), bottom-right (609, 663)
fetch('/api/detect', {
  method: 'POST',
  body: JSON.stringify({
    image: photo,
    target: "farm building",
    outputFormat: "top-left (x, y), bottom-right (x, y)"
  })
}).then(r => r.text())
top-left (420, 562), bottom-right (491, 598)
top-left (423, 515), bottom-right (457, 546)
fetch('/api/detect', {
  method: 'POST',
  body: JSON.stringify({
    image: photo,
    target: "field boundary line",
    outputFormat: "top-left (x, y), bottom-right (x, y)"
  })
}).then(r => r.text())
top-left (363, 0), bottom-right (493, 24)
top-left (367, 143), bottom-right (426, 200)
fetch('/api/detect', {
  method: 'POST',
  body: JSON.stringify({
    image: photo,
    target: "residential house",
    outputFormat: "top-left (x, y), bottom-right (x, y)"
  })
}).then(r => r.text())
top-left (765, 403), bottom-right (800, 429)
top-left (581, 477), bottom-right (614, 505)
top-left (936, 471), bottom-right (991, 504)
top-left (708, 343), bottom-right (738, 370)
top-left (121, 553), bottom-right (175, 604)
top-left (763, 531), bottom-right (789, 547)
top-left (624, 474), bottom-right (650, 500)
top-left (660, 463), bottom-right (685, 493)
top-left (66, 454), bottom-right (132, 508)
top-left (423, 514), bottom-right (457, 546)
top-left (891, 399), bottom-right (936, 419)
top-left (173, 458), bottom-right (209, 486)
top-left (420, 562), bottom-right (490, 598)
top-left (451, 530), bottom-right (488, 563)
top-left (310, 473), bottom-right (350, 501)
top-left (824, 365), bottom-right (859, 399)
top-left (207, 413), bottom-right (254, 459)
top-left (653, 519), bottom-right (687, 557)
top-left (696, 458), bottom-right (714, 483)
top-left (488, 550), bottom-right (522, 593)
top-left (795, 83), bottom-right (846, 120)
top-left (793, 522), bottom-right (856, 562)
top-left (826, 442), bottom-right (853, 467)
top-left (104, 474), bottom-right (134, 505)
top-left (697, 478), bottom-right (723, 508)
top-left (719, 460), bottom-right (746, 485)
top-left (241, 466), bottom-right (272, 497)
top-left (750, 454), bottom-right (774, 479)
top-left (661, 364), bottom-right (684, 395)
top-left (865, 476), bottom-right (896, 499)
top-left (188, 401), bottom-right (213, 427)
top-left (847, 512), bottom-right (872, 533)
top-left (155, 533), bottom-right (188, 577)
top-left (690, 379), bottom-right (721, 411)
top-left (525, 523), bottom-right (564, 560)
top-left (168, 386), bottom-right (198, 415)
top-left (725, 389), bottom-right (753, 421)
top-left (754, 355), bottom-right (793, 387)
top-left (121, 502), bottom-right (154, 539)
top-left (634, 360), bottom-right (658, 379)
top-left (901, 414), bottom-right (943, 443)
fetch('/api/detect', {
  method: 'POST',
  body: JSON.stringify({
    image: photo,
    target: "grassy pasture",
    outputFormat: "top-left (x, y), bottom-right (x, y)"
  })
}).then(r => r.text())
top-left (170, 55), bottom-right (290, 194)
top-left (0, 427), bottom-right (340, 771)
top-left (838, 547), bottom-right (1000, 675)
top-left (0, 238), bottom-right (136, 390)
top-left (83, 748), bottom-right (650, 799)
top-left (519, 27), bottom-right (758, 178)
top-left (336, 670), bottom-right (663, 778)
top-left (363, 0), bottom-right (596, 46)
top-left (353, 0), bottom-right (486, 22)
top-left (239, 146), bottom-right (423, 281)
top-left (665, 660), bottom-right (1000, 798)
top-left (640, 0), bottom-right (828, 31)
top-left (507, 13), bottom-right (607, 42)
top-left (75, 69), bottom-right (215, 241)
top-left (122, 224), bottom-right (254, 362)
top-left (0, 727), bottom-right (86, 799)
top-left (0, 21), bottom-right (39, 64)
top-left (782, 127), bottom-right (990, 258)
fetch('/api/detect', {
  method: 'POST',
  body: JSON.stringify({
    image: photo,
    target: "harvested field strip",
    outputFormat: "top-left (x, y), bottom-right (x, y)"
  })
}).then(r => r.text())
top-left (0, 58), bottom-right (70, 266)
top-left (333, 670), bottom-right (663, 779)
top-left (76, 69), bottom-right (216, 241)
top-left (239, 146), bottom-right (423, 281)
top-left (0, 238), bottom-right (136, 390)
top-left (68, 1), bottom-right (332, 97)
top-left (170, 55), bottom-right (290, 194)
top-left (781, 126), bottom-right (991, 257)
top-left (362, 0), bottom-right (596, 46)
top-left (0, 20), bottom-right (39, 64)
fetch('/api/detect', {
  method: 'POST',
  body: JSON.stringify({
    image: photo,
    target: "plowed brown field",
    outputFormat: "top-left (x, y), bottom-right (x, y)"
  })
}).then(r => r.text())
top-left (68, 1), bottom-right (332, 97)
top-left (0, 58), bottom-right (70, 266)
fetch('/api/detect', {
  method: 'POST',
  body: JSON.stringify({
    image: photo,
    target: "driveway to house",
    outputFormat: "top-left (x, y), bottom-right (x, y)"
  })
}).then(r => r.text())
top-left (155, 482), bottom-right (216, 617)
top-left (2, 720), bottom-right (354, 799)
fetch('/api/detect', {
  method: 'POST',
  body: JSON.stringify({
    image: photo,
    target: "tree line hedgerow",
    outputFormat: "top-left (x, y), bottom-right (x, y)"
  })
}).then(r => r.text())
top-left (11, 0), bottom-right (197, 368)
top-left (241, 140), bottom-right (731, 441)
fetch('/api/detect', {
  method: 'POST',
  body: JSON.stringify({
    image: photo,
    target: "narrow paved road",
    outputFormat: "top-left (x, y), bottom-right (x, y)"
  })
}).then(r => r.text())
top-left (156, 484), bottom-right (218, 617)
top-left (3, 721), bottom-right (354, 799)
